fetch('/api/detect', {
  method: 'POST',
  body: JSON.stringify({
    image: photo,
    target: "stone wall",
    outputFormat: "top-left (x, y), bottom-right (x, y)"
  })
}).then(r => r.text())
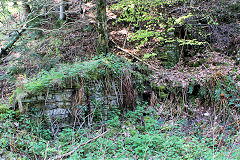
top-left (22, 80), bottom-right (127, 133)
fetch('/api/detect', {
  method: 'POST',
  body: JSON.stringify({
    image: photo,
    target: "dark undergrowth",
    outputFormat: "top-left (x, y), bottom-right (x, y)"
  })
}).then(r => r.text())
top-left (0, 102), bottom-right (239, 159)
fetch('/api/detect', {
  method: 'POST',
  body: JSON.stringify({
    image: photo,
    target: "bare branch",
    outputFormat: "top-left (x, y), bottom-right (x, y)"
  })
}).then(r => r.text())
top-left (49, 130), bottom-right (110, 160)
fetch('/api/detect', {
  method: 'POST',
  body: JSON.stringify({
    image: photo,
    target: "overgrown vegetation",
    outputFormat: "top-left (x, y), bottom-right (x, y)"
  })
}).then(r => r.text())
top-left (0, 0), bottom-right (240, 159)
top-left (1, 104), bottom-right (239, 159)
top-left (110, 0), bottom-right (212, 67)
top-left (22, 55), bottom-right (132, 93)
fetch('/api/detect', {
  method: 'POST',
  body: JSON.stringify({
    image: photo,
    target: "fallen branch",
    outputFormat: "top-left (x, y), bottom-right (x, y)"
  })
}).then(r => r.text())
top-left (44, 141), bottom-right (49, 160)
top-left (49, 130), bottom-right (110, 160)
top-left (110, 39), bottom-right (161, 71)
top-left (0, 27), bottom-right (26, 57)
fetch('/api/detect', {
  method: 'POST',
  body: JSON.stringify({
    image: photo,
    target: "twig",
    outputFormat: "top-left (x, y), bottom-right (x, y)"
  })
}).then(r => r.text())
top-left (44, 141), bottom-right (49, 160)
top-left (123, 23), bottom-right (131, 49)
top-left (49, 130), bottom-right (110, 160)
top-left (111, 39), bottom-right (161, 72)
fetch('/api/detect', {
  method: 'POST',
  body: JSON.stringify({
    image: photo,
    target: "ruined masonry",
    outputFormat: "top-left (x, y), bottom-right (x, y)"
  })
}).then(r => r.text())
top-left (22, 80), bottom-right (129, 130)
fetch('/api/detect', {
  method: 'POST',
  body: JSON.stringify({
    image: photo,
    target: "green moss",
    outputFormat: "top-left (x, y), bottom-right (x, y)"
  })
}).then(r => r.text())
top-left (213, 62), bottom-right (222, 66)
top-left (193, 62), bottom-right (200, 67)
top-left (175, 13), bottom-right (194, 25)
top-left (198, 59), bottom-right (207, 64)
top-left (75, 83), bottom-right (82, 89)
top-left (214, 48), bottom-right (223, 53)
top-left (236, 74), bottom-right (240, 81)
top-left (160, 92), bottom-right (168, 98)
top-left (158, 85), bottom-right (166, 91)
top-left (205, 64), bottom-right (210, 68)
top-left (14, 110), bottom-right (21, 117)
top-left (161, 62), bottom-right (174, 68)
top-left (160, 55), bottom-right (168, 61)
top-left (0, 105), bottom-right (10, 114)
top-left (9, 92), bottom-right (16, 105)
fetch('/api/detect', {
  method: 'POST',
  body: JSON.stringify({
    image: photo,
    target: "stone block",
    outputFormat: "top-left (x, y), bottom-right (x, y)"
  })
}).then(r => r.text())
top-left (65, 102), bottom-right (72, 106)
top-left (45, 103), bottom-right (57, 109)
top-left (55, 94), bottom-right (63, 102)
top-left (56, 102), bottom-right (64, 107)
top-left (63, 90), bottom-right (73, 99)
top-left (46, 108), bottom-right (69, 119)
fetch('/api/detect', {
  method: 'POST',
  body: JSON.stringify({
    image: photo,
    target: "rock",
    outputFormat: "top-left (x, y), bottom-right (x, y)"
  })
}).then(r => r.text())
top-left (46, 108), bottom-right (69, 119)
top-left (55, 94), bottom-right (63, 102)
top-left (45, 103), bottom-right (57, 109)
top-left (22, 80), bottom-right (131, 129)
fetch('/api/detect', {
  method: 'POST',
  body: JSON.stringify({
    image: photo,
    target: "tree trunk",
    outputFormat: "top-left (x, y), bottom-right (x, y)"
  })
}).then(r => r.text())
top-left (0, 28), bottom-right (26, 58)
top-left (96, 0), bottom-right (109, 55)
top-left (0, 0), bottom-right (30, 57)
top-left (59, 0), bottom-right (66, 20)
top-left (60, 0), bottom-right (70, 20)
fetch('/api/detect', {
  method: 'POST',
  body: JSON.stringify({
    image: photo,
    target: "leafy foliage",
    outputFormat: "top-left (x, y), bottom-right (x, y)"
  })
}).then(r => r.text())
top-left (200, 71), bottom-right (240, 113)
top-left (111, 0), bottom-right (211, 67)
top-left (23, 55), bottom-right (132, 93)
top-left (0, 103), bottom-right (239, 159)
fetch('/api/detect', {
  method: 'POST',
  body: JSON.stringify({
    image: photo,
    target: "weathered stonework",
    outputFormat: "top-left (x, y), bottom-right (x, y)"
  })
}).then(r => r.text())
top-left (22, 79), bottom-right (131, 133)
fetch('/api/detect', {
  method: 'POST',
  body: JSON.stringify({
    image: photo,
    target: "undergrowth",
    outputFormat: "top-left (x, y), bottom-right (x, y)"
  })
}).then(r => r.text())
top-left (22, 55), bottom-right (131, 93)
top-left (0, 103), bottom-right (239, 159)
top-left (111, 0), bottom-right (209, 67)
